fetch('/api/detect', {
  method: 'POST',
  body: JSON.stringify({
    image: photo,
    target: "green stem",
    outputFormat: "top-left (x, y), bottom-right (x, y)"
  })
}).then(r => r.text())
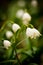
top-left (15, 48), bottom-right (22, 65)
top-left (9, 35), bottom-right (22, 65)
top-left (8, 46), bottom-right (22, 65)
top-left (16, 38), bottom-right (27, 47)
top-left (29, 38), bottom-right (33, 54)
top-left (28, 24), bottom-right (34, 28)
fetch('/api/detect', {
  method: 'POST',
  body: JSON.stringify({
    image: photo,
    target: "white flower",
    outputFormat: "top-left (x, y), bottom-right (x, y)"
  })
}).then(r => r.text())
top-left (31, 0), bottom-right (38, 7)
top-left (12, 23), bottom-right (20, 33)
top-left (22, 12), bottom-right (31, 22)
top-left (26, 28), bottom-right (41, 39)
top-left (32, 28), bottom-right (41, 39)
top-left (16, 9), bottom-right (24, 18)
top-left (3, 40), bottom-right (11, 49)
top-left (26, 28), bottom-right (33, 38)
top-left (6, 31), bottom-right (13, 39)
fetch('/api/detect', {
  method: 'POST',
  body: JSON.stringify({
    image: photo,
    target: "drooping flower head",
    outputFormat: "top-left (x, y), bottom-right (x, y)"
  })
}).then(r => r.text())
top-left (26, 28), bottom-right (41, 39)
top-left (12, 23), bottom-right (20, 33)
top-left (6, 31), bottom-right (13, 39)
top-left (22, 12), bottom-right (31, 22)
top-left (3, 40), bottom-right (11, 49)
top-left (22, 12), bottom-right (31, 26)
top-left (16, 9), bottom-right (24, 18)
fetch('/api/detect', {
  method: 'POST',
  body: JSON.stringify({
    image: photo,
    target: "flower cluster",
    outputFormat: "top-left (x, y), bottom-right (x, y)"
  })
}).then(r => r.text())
top-left (16, 9), bottom-right (31, 26)
top-left (3, 11), bottom-right (41, 49)
top-left (3, 23), bottom-right (21, 49)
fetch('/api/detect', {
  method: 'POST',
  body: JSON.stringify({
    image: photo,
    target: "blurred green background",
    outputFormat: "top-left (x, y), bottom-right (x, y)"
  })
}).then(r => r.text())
top-left (0, 0), bottom-right (43, 65)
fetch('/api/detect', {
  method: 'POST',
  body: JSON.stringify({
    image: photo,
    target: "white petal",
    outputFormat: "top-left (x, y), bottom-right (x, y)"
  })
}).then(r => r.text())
top-left (26, 28), bottom-right (41, 39)
top-left (3, 40), bottom-right (11, 49)
top-left (26, 28), bottom-right (32, 38)
top-left (6, 31), bottom-right (13, 39)
top-left (32, 28), bottom-right (41, 37)
top-left (22, 12), bottom-right (31, 22)
top-left (16, 10), bottom-right (24, 18)
top-left (12, 23), bottom-right (20, 33)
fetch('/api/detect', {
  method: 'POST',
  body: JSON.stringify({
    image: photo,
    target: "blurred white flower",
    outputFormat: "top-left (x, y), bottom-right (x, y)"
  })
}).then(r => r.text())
top-left (12, 23), bottom-right (20, 33)
top-left (31, 0), bottom-right (38, 7)
top-left (22, 12), bottom-right (31, 22)
top-left (26, 28), bottom-right (33, 38)
top-left (26, 28), bottom-right (41, 39)
top-left (6, 31), bottom-right (13, 39)
top-left (17, 0), bottom-right (25, 7)
top-left (32, 28), bottom-right (41, 39)
top-left (16, 9), bottom-right (24, 18)
top-left (3, 40), bottom-right (11, 49)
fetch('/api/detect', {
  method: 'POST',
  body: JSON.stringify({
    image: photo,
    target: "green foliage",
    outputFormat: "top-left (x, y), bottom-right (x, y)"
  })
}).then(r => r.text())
top-left (0, 0), bottom-right (43, 65)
